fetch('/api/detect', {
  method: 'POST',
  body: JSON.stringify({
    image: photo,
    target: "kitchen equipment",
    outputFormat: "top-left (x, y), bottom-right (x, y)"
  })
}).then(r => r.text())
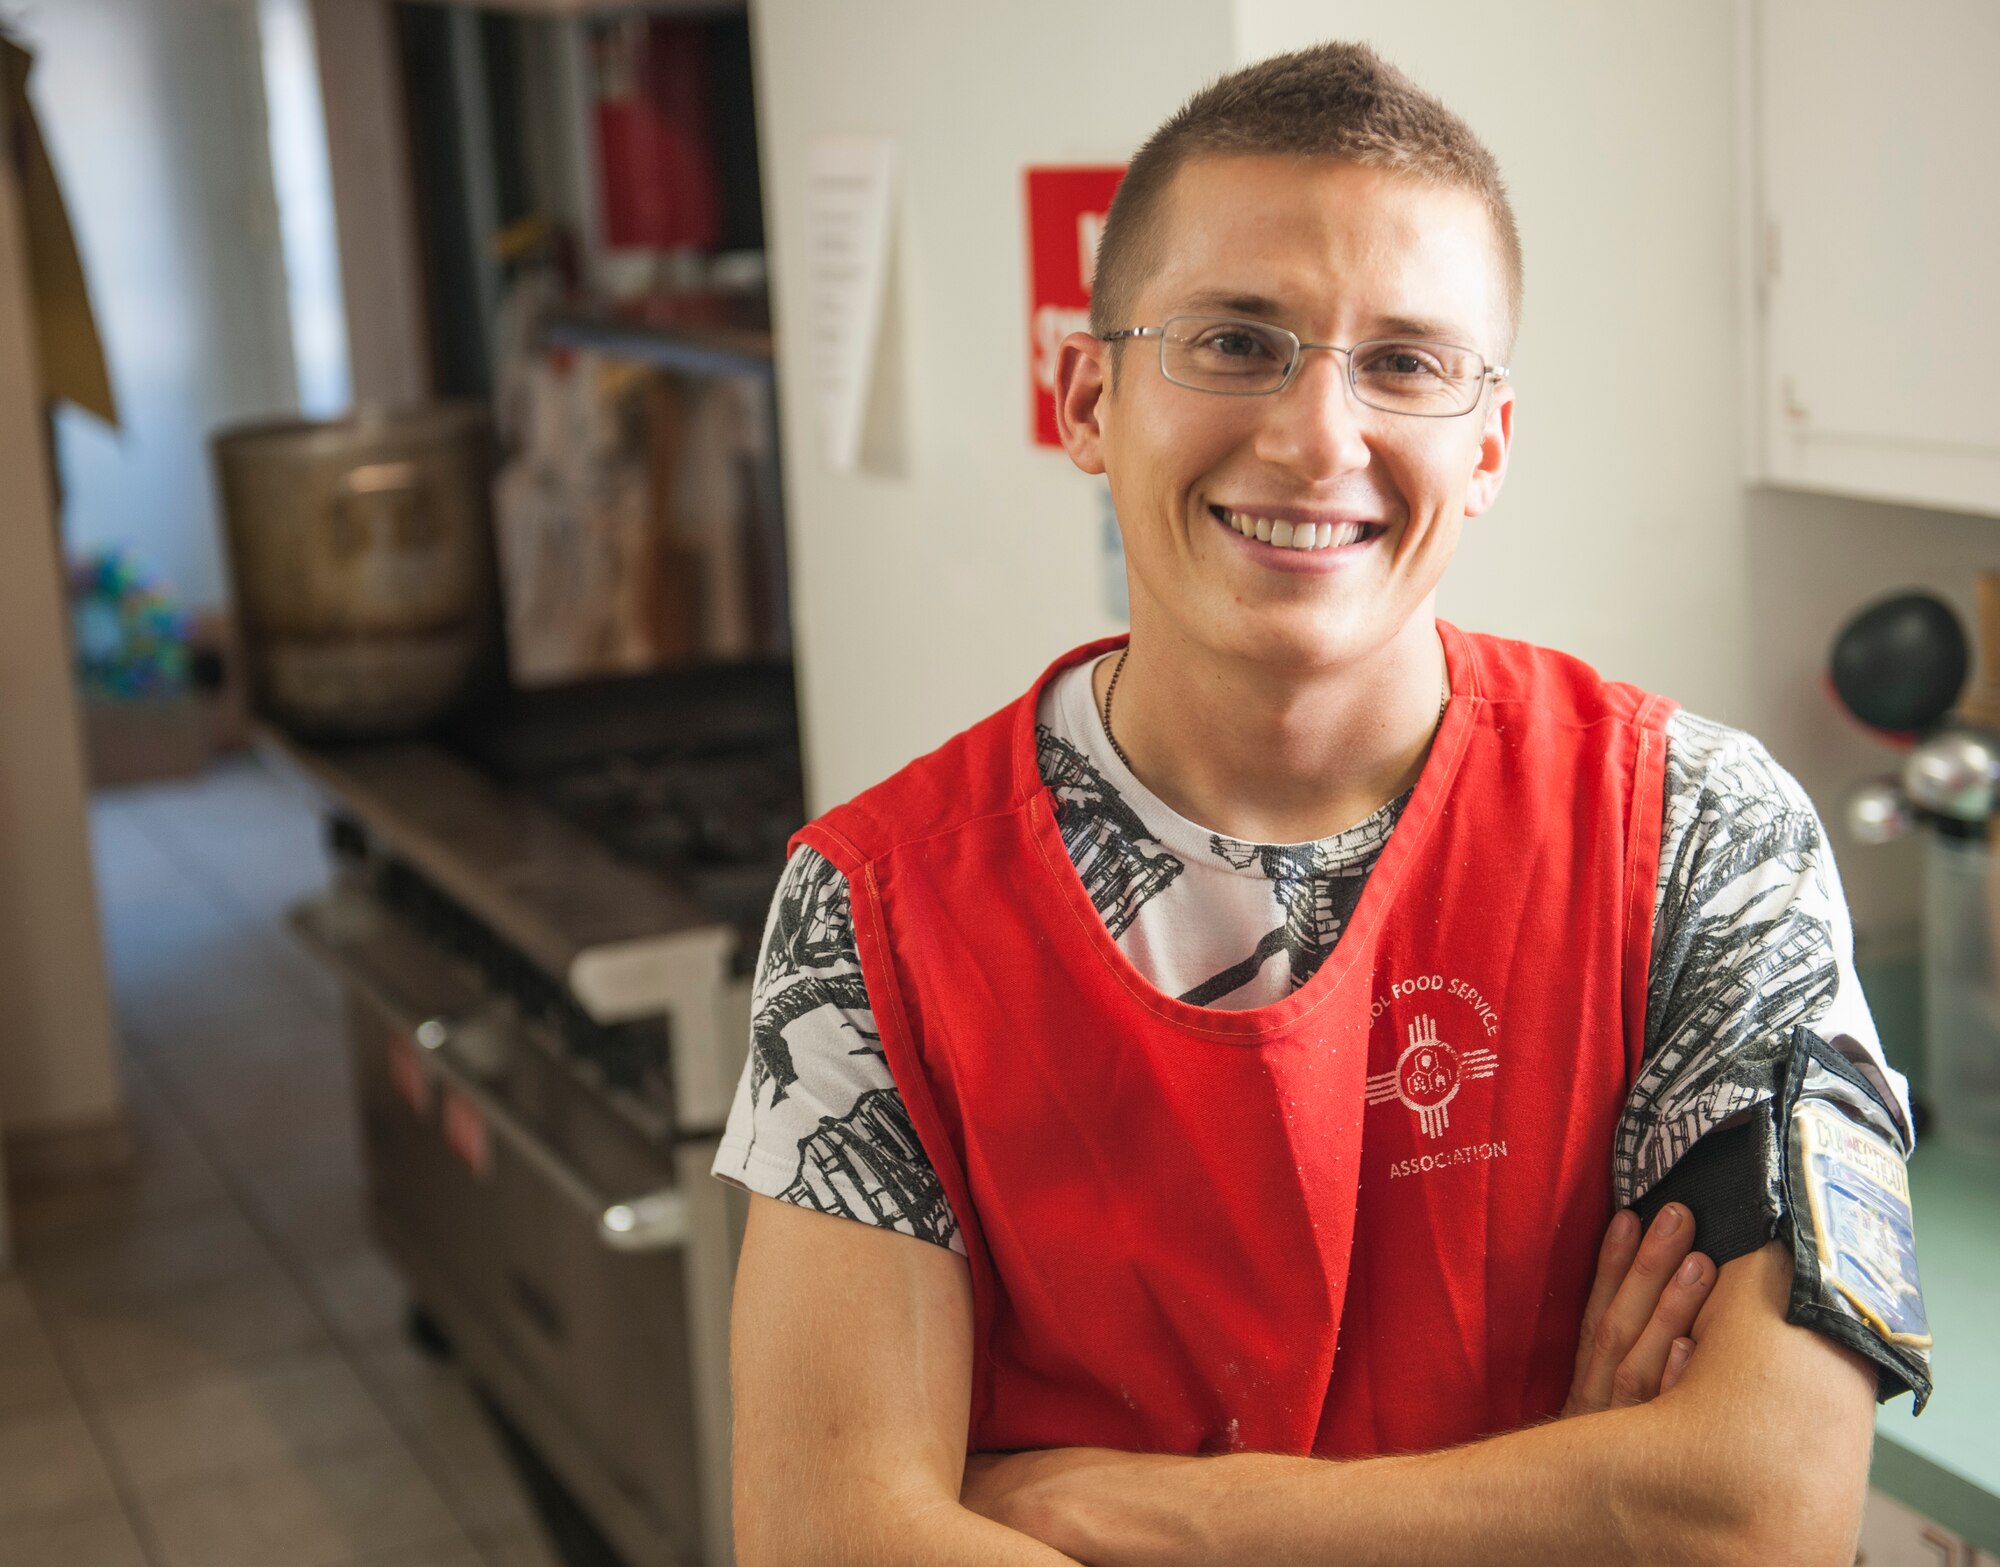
top-left (213, 407), bottom-right (501, 739)
top-left (1902, 725), bottom-right (2000, 821)
top-left (1922, 831), bottom-right (2000, 1154)
top-left (1828, 591), bottom-right (1969, 740)
top-left (294, 880), bottom-right (738, 1567)
top-left (1837, 581), bottom-right (2000, 1155)
top-left (268, 664), bottom-right (802, 1567)
top-left (1845, 779), bottom-right (1917, 845)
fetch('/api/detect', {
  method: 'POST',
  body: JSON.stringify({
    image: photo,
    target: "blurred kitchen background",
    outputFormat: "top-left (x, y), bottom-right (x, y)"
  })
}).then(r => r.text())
top-left (1, 3), bottom-right (1996, 1566)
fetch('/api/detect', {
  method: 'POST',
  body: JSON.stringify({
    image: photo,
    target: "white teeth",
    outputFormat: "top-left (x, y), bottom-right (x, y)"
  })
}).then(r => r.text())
top-left (1219, 509), bottom-right (1372, 550)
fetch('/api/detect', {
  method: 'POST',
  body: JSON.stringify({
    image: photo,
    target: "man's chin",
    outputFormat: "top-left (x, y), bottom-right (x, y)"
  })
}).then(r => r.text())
top-left (1208, 610), bottom-right (1394, 677)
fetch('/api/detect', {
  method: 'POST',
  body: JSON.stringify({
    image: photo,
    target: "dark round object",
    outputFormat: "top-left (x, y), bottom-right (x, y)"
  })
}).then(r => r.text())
top-left (1829, 593), bottom-right (1969, 737)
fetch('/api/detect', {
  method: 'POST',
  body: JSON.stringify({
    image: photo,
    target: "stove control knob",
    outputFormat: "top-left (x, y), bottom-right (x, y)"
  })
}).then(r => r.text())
top-left (414, 1018), bottom-right (452, 1051)
top-left (599, 1190), bottom-right (689, 1252)
top-left (448, 1013), bottom-right (513, 1081)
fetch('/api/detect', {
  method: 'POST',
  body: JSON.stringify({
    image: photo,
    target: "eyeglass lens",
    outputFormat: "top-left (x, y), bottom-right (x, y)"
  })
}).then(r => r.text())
top-left (1159, 315), bottom-right (1486, 415)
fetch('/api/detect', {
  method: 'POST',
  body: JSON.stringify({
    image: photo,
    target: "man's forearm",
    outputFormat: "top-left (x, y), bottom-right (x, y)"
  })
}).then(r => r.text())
top-left (1045, 1400), bottom-right (1772, 1567)
top-left (862, 1502), bottom-right (1087, 1567)
top-left (971, 1244), bottom-right (1874, 1567)
top-left (741, 1489), bottom-right (1087, 1567)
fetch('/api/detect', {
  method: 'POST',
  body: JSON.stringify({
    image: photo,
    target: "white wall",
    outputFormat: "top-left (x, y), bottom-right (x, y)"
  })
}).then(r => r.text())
top-left (26, 0), bottom-right (299, 610)
top-left (749, 0), bottom-right (1233, 810)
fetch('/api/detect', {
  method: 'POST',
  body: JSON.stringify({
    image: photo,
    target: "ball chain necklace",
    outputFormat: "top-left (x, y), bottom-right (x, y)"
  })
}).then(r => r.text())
top-left (1099, 646), bottom-right (1450, 775)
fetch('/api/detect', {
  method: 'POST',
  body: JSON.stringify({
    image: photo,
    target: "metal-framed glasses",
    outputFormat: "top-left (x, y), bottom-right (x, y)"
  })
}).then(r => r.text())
top-left (1101, 314), bottom-right (1507, 417)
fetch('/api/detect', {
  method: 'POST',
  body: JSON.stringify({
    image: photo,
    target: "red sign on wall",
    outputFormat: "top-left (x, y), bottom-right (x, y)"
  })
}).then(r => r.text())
top-left (1025, 166), bottom-right (1126, 447)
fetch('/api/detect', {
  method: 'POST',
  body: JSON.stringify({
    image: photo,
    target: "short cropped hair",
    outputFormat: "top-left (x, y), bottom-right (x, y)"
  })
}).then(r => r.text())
top-left (1091, 42), bottom-right (1523, 357)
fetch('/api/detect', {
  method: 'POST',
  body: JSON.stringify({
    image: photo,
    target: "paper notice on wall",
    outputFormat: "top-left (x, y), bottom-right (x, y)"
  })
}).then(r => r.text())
top-left (805, 135), bottom-right (897, 472)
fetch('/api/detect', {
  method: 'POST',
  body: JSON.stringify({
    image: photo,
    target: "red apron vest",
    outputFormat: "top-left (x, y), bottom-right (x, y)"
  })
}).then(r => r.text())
top-left (797, 624), bottom-right (1674, 1459)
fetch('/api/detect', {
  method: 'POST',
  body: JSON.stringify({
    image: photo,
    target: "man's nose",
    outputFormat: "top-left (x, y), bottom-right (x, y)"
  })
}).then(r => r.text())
top-left (1252, 347), bottom-right (1373, 477)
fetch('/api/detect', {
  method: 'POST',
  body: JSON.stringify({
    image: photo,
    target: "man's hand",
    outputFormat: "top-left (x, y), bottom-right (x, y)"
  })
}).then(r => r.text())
top-left (962, 1448), bottom-right (1162, 1553)
top-left (1562, 1203), bottom-right (1714, 1416)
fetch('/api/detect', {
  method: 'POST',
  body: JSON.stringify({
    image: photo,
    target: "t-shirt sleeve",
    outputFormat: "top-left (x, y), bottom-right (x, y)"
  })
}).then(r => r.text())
top-left (711, 844), bottom-right (965, 1255)
top-left (1616, 710), bottom-right (1928, 1405)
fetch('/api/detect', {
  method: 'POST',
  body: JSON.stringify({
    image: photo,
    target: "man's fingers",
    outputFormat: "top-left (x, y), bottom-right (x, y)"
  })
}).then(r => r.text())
top-left (1570, 1209), bottom-right (1641, 1388)
top-left (1608, 1252), bottom-right (1715, 1408)
top-left (1659, 1336), bottom-right (1696, 1396)
top-left (1572, 1203), bottom-right (1697, 1413)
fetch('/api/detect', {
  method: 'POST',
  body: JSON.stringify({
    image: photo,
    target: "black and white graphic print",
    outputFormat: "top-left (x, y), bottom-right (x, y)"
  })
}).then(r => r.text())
top-left (747, 849), bottom-right (877, 1130)
top-left (1037, 723), bottom-right (1184, 936)
top-left (779, 1088), bottom-right (958, 1246)
top-left (757, 838), bottom-right (858, 992)
top-left (1179, 803), bottom-right (1403, 1006)
top-left (1614, 712), bottom-right (1854, 1203)
top-left (716, 843), bottom-right (965, 1252)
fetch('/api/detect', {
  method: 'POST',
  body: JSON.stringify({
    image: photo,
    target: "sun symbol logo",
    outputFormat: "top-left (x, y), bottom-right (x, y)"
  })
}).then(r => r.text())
top-left (1366, 1014), bottom-right (1499, 1139)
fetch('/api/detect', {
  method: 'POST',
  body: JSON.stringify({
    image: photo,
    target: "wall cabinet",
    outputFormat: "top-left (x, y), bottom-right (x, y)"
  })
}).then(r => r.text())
top-left (1746, 0), bottom-right (2000, 519)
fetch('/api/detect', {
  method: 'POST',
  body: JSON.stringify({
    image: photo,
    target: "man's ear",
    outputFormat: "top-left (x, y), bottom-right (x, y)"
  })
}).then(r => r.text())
top-left (1055, 332), bottom-right (1109, 476)
top-left (1463, 380), bottom-right (1514, 519)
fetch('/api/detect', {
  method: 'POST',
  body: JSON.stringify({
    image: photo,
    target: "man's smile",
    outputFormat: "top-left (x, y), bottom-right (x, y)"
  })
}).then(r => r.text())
top-left (1208, 503), bottom-right (1388, 567)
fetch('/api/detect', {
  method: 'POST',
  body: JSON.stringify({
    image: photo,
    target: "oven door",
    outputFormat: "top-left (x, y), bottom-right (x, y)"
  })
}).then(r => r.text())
top-left (293, 888), bottom-right (740, 1567)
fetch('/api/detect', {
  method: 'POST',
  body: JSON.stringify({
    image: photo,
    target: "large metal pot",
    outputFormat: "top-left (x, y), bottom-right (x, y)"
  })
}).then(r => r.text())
top-left (213, 406), bottom-right (500, 739)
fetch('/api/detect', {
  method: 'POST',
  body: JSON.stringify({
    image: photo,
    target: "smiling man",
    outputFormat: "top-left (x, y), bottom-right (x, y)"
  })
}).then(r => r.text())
top-left (716, 42), bottom-right (1930, 1567)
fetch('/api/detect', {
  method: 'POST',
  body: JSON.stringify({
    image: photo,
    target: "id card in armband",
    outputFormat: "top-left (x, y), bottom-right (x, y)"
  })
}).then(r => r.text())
top-left (1791, 1099), bottom-right (1932, 1350)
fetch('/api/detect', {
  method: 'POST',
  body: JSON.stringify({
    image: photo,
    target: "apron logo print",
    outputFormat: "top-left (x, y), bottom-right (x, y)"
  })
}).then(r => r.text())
top-left (1365, 1014), bottom-right (1499, 1139)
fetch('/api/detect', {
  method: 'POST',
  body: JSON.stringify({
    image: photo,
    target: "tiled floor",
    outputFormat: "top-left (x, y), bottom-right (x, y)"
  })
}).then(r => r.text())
top-left (1, 758), bottom-right (577, 1567)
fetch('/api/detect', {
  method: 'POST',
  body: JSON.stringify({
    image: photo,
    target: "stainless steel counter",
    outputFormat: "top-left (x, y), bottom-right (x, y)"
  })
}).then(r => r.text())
top-left (254, 725), bottom-right (747, 1131)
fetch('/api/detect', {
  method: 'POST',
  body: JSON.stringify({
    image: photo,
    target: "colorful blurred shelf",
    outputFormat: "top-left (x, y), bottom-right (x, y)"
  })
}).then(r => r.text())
top-left (542, 293), bottom-right (773, 379)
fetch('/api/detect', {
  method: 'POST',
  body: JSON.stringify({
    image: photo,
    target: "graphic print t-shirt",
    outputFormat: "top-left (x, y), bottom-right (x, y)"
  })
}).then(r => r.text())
top-left (713, 655), bottom-right (1896, 1261)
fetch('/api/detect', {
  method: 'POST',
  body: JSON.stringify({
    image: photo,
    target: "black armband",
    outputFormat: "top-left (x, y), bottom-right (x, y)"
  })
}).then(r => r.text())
top-left (1633, 1026), bottom-right (1932, 1412)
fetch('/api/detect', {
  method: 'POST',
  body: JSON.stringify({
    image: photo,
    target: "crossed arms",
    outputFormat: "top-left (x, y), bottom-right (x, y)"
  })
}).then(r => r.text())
top-left (729, 1194), bottom-right (1877, 1567)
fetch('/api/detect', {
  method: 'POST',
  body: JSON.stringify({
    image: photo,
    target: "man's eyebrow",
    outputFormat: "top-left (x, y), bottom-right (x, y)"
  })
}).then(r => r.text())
top-left (1371, 313), bottom-right (1476, 345)
top-left (1176, 290), bottom-right (1291, 319)
top-left (1171, 294), bottom-right (1477, 347)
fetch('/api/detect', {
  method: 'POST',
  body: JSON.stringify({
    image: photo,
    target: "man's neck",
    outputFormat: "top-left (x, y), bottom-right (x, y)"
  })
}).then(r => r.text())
top-left (1091, 612), bottom-right (1447, 845)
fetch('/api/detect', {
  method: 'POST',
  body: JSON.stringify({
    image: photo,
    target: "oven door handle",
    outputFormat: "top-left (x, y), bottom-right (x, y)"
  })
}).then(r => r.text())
top-left (290, 900), bottom-right (690, 1254)
top-left (413, 1016), bottom-right (692, 1254)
